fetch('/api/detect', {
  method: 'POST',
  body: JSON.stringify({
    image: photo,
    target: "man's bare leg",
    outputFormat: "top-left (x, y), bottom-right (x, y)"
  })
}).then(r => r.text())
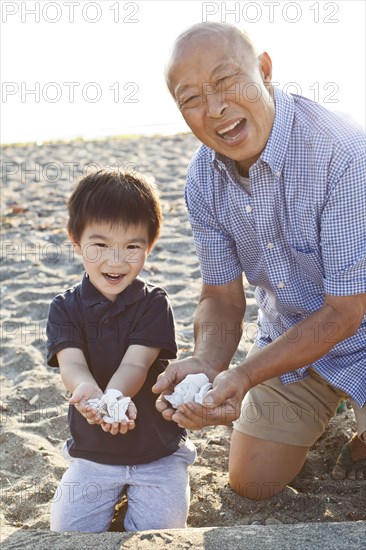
top-left (229, 431), bottom-right (309, 501)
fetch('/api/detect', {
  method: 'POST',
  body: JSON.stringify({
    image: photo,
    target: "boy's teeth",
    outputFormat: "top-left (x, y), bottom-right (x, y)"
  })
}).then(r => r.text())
top-left (218, 119), bottom-right (241, 135)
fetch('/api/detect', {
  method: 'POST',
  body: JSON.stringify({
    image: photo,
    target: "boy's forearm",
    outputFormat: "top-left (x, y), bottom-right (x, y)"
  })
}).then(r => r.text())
top-left (60, 361), bottom-right (98, 393)
top-left (107, 364), bottom-right (148, 397)
top-left (107, 345), bottom-right (161, 397)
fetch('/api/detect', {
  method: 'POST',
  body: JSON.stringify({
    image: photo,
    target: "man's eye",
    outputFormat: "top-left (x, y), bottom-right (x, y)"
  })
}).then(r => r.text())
top-left (217, 75), bottom-right (233, 85)
top-left (180, 95), bottom-right (200, 109)
top-left (218, 73), bottom-right (239, 85)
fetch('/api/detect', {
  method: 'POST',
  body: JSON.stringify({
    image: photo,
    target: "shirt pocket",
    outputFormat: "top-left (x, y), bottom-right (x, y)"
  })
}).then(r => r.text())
top-left (288, 244), bottom-right (324, 286)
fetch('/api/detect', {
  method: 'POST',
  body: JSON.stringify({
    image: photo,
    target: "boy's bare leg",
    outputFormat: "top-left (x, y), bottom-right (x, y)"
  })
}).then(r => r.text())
top-left (229, 431), bottom-right (308, 500)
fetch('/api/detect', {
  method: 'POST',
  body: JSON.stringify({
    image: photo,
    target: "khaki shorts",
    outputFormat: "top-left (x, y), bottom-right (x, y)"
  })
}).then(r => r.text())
top-left (233, 345), bottom-right (366, 447)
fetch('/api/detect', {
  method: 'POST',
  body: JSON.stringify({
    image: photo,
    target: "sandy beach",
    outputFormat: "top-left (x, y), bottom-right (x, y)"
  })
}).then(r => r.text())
top-left (1, 133), bottom-right (365, 544)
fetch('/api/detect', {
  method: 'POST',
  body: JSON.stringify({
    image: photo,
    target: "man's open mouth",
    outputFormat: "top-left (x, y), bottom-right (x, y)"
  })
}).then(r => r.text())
top-left (216, 118), bottom-right (246, 141)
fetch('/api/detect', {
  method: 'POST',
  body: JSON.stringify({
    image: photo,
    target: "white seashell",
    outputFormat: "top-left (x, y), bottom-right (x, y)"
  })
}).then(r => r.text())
top-left (86, 391), bottom-right (131, 423)
top-left (165, 373), bottom-right (211, 409)
top-left (185, 374), bottom-right (208, 386)
top-left (86, 398), bottom-right (101, 409)
top-left (103, 396), bottom-right (131, 423)
top-left (194, 382), bottom-right (213, 404)
top-left (99, 389), bottom-right (123, 417)
top-left (103, 389), bottom-right (123, 400)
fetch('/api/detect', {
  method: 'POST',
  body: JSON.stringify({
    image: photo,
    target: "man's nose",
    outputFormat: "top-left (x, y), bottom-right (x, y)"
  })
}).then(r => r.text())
top-left (205, 87), bottom-right (228, 118)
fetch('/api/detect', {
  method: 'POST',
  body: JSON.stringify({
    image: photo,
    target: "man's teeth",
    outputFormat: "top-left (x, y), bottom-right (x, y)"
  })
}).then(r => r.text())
top-left (217, 119), bottom-right (242, 135)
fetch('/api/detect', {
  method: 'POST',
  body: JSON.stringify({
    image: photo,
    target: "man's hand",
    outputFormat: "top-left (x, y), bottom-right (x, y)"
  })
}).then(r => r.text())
top-left (173, 366), bottom-right (249, 428)
top-left (69, 382), bottom-right (104, 424)
top-left (152, 356), bottom-right (219, 421)
top-left (154, 362), bottom-right (250, 429)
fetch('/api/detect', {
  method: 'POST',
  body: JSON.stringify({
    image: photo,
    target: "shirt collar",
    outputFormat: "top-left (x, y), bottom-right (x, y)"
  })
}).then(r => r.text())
top-left (259, 87), bottom-right (294, 175)
top-left (211, 87), bottom-right (295, 177)
top-left (80, 273), bottom-right (146, 309)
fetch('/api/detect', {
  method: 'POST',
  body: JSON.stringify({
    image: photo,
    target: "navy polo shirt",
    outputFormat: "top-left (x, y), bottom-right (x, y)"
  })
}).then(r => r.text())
top-left (46, 273), bottom-right (186, 465)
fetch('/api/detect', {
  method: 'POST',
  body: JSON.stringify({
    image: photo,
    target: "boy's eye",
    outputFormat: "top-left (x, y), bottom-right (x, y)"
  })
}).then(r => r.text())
top-left (127, 244), bottom-right (140, 250)
top-left (94, 242), bottom-right (108, 248)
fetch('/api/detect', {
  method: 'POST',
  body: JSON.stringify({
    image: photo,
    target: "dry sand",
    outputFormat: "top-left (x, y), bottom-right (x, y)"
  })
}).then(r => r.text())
top-left (1, 134), bottom-right (365, 544)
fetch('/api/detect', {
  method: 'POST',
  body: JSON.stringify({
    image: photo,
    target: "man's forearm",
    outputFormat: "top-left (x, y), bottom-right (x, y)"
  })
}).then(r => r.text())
top-left (193, 296), bottom-right (245, 373)
top-left (241, 295), bottom-right (364, 388)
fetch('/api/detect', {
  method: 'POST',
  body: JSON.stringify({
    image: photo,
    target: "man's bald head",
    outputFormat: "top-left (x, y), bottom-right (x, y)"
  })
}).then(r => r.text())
top-left (166, 22), bottom-right (259, 96)
top-left (165, 21), bottom-right (275, 175)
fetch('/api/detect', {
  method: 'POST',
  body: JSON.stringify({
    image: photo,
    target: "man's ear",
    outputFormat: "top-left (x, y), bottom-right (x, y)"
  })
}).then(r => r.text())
top-left (258, 51), bottom-right (272, 84)
top-left (68, 230), bottom-right (82, 256)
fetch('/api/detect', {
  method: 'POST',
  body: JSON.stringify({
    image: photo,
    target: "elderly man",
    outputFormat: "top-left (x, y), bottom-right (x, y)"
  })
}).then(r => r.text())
top-left (153, 22), bottom-right (366, 499)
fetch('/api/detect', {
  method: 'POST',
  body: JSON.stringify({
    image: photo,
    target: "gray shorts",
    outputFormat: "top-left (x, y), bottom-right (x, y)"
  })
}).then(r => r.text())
top-left (233, 345), bottom-right (366, 447)
top-left (50, 439), bottom-right (196, 533)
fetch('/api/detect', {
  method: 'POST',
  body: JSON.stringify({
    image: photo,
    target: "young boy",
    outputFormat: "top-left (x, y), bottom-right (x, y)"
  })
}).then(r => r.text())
top-left (46, 169), bottom-right (196, 533)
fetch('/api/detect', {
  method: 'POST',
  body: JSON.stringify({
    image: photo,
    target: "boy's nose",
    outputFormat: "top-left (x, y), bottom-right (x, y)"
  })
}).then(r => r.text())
top-left (107, 248), bottom-right (127, 265)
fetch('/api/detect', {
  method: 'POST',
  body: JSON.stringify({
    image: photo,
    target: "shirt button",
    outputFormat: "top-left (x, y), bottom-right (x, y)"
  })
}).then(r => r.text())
top-left (275, 171), bottom-right (281, 178)
top-left (277, 281), bottom-right (285, 289)
top-left (267, 242), bottom-right (274, 249)
top-left (245, 205), bottom-right (252, 213)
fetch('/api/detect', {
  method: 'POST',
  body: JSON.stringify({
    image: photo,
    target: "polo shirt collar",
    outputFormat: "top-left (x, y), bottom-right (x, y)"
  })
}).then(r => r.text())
top-left (211, 87), bottom-right (294, 177)
top-left (80, 273), bottom-right (146, 309)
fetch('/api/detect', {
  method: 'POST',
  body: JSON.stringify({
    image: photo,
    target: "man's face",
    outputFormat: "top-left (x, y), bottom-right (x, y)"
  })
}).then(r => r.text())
top-left (169, 34), bottom-right (275, 174)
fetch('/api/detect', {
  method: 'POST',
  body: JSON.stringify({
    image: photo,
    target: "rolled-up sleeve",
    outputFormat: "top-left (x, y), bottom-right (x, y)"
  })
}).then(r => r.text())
top-left (321, 155), bottom-right (366, 296)
top-left (185, 170), bottom-right (242, 286)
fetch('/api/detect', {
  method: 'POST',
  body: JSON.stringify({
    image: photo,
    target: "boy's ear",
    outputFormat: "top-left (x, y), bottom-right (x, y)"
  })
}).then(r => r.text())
top-left (147, 241), bottom-right (156, 255)
top-left (68, 231), bottom-right (82, 256)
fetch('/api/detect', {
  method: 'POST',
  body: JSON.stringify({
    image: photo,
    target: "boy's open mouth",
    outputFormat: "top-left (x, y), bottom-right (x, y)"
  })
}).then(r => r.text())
top-left (103, 273), bottom-right (125, 283)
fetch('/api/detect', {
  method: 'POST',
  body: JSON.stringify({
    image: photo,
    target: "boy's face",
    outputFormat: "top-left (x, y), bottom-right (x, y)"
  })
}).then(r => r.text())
top-left (70, 221), bottom-right (151, 301)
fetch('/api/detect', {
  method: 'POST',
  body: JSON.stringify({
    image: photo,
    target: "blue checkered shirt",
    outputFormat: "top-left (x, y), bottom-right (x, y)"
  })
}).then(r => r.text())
top-left (185, 87), bottom-right (366, 406)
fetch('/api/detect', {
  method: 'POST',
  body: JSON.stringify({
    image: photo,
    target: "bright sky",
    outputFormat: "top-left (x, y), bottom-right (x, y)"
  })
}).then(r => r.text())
top-left (1, 0), bottom-right (365, 143)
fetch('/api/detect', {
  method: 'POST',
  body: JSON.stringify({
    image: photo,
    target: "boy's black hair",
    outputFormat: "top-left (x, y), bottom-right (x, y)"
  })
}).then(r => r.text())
top-left (67, 170), bottom-right (162, 245)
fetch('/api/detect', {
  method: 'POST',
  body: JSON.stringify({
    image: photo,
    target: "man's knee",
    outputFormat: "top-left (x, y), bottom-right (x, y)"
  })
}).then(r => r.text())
top-left (229, 431), bottom-right (308, 500)
top-left (228, 473), bottom-right (283, 501)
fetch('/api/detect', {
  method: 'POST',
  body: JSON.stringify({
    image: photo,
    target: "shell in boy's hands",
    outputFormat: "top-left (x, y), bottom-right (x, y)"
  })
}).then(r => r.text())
top-left (87, 389), bottom-right (131, 423)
